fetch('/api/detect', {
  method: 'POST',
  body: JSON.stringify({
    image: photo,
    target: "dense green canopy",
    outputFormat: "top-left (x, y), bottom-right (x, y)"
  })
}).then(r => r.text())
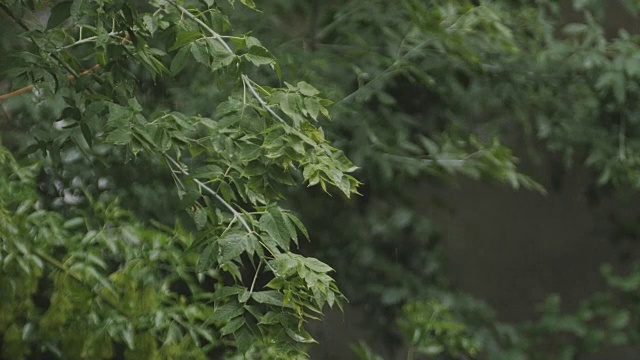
top-left (2, 0), bottom-right (640, 359)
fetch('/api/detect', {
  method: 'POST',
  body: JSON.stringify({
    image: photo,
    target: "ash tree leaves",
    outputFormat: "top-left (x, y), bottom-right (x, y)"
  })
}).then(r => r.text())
top-left (0, 0), bottom-right (357, 358)
top-left (260, 205), bottom-right (296, 250)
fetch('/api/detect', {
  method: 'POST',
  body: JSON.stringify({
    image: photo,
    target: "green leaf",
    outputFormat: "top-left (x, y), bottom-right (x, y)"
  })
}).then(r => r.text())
top-left (303, 97), bottom-right (321, 120)
top-left (251, 291), bottom-right (292, 308)
top-left (217, 232), bottom-right (247, 264)
top-left (285, 328), bottom-right (317, 343)
top-left (297, 82), bottom-right (320, 97)
top-left (286, 213), bottom-right (309, 240)
top-left (47, 1), bottom-right (72, 29)
top-left (220, 317), bottom-right (245, 335)
top-left (105, 128), bottom-right (132, 145)
top-left (259, 207), bottom-right (291, 250)
top-left (190, 43), bottom-right (209, 65)
top-left (212, 286), bottom-right (245, 301)
top-left (192, 164), bottom-right (224, 179)
top-left (245, 46), bottom-right (275, 66)
top-left (170, 46), bottom-right (191, 75)
top-left (122, 324), bottom-right (135, 349)
top-left (270, 252), bottom-right (298, 273)
top-left (171, 31), bottom-right (202, 51)
top-left (63, 217), bottom-right (85, 229)
top-left (80, 123), bottom-right (93, 147)
top-left (197, 243), bottom-right (216, 272)
top-left (239, 143), bottom-right (262, 162)
top-left (239, 0), bottom-right (257, 9)
top-left (259, 311), bottom-right (286, 325)
top-left (211, 303), bottom-right (244, 322)
top-left (303, 257), bottom-right (333, 273)
top-left (194, 207), bottom-right (207, 230)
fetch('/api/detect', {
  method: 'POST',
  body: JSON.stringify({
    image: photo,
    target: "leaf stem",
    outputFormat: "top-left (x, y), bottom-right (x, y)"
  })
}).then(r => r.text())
top-left (166, 0), bottom-right (233, 53)
top-left (164, 154), bottom-right (252, 233)
top-left (242, 75), bottom-right (287, 124)
top-left (166, 0), bottom-right (288, 125)
top-left (248, 260), bottom-right (262, 296)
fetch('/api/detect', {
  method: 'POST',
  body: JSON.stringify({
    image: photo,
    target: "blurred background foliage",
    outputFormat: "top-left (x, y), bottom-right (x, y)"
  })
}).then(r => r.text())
top-left (4, 0), bottom-right (640, 359)
top-left (224, 0), bottom-right (640, 359)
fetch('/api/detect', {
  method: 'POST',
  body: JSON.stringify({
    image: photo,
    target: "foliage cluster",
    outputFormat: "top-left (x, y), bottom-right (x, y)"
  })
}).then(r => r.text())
top-left (0, 0), bottom-right (358, 358)
top-left (5, 0), bottom-right (640, 359)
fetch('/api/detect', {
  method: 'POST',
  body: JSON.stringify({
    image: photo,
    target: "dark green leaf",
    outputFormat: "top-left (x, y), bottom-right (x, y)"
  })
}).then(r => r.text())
top-left (80, 123), bottom-right (92, 147)
top-left (47, 1), bottom-right (72, 29)
top-left (220, 317), bottom-right (245, 335)
top-left (171, 31), bottom-right (202, 51)
top-left (170, 46), bottom-right (191, 75)
top-left (286, 213), bottom-right (309, 240)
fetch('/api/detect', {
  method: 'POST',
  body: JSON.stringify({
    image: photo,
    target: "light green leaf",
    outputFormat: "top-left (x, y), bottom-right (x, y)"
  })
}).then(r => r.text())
top-left (192, 164), bottom-right (224, 179)
top-left (239, 0), bottom-right (256, 9)
top-left (303, 257), bottom-right (333, 273)
top-left (245, 46), bottom-right (275, 66)
top-left (303, 97), bottom-right (321, 120)
top-left (63, 217), bottom-right (85, 229)
top-left (297, 82), bottom-right (320, 97)
top-left (251, 291), bottom-right (292, 308)
top-left (285, 328), bottom-right (317, 343)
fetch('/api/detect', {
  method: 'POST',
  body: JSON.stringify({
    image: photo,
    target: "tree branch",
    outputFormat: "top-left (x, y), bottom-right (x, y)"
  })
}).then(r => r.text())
top-left (166, 0), bottom-right (233, 53)
top-left (166, 0), bottom-right (289, 126)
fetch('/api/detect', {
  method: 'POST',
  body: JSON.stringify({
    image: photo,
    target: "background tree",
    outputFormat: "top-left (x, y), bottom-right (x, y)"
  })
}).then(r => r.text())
top-left (226, 0), bottom-right (640, 359)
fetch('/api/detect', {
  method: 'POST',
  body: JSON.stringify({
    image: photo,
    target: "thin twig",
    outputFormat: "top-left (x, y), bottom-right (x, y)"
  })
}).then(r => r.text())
top-left (0, 24), bottom-right (130, 101)
top-left (0, 64), bottom-right (101, 102)
top-left (248, 260), bottom-right (262, 296)
top-left (196, 178), bottom-right (252, 233)
top-left (58, 31), bottom-right (126, 50)
top-left (164, 154), bottom-right (252, 233)
top-left (0, 85), bottom-right (34, 102)
top-left (242, 75), bottom-right (286, 124)
top-left (337, 39), bottom-right (431, 105)
top-left (167, 0), bottom-right (289, 126)
top-left (166, 0), bottom-right (233, 53)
